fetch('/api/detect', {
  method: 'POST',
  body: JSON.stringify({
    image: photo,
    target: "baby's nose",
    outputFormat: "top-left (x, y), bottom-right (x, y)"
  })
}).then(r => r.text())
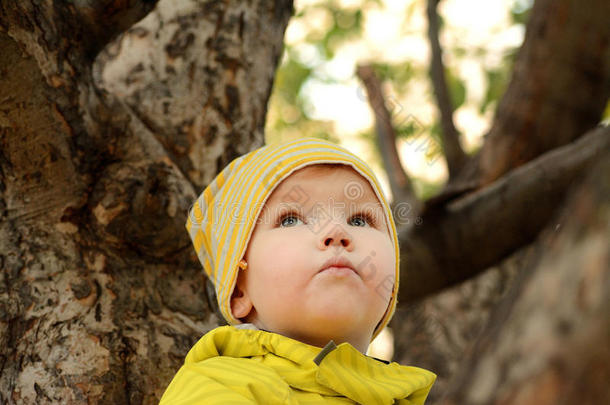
top-left (318, 223), bottom-right (354, 251)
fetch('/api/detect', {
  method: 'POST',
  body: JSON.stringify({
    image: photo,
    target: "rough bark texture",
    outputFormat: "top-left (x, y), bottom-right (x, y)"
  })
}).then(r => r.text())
top-left (0, 0), bottom-right (292, 403)
top-left (1, 0), bottom-right (608, 403)
top-left (98, 0), bottom-right (292, 189)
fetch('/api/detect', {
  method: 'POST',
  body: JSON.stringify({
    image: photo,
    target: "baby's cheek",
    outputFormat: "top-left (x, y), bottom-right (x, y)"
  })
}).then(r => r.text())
top-left (372, 239), bottom-right (396, 300)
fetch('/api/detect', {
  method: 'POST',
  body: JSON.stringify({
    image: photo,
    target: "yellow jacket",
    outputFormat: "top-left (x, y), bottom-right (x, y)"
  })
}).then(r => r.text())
top-left (160, 325), bottom-right (436, 404)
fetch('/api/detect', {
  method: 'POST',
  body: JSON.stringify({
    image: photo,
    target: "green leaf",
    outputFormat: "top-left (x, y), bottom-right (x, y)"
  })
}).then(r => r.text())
top-left (273, 54), bottom-right (312, 105)
top-left (446, 69), bottom-right (466, 110)
top-left (319, 6), bottom-right (363, 57)
top-left (413, 178), bottom-right (445, 200)
top-left (510, 0), bottom-right (533, 25)
top-left (395, 116), bottom-right (427, 140)
top-left (480, 67), bottom-right (508, 114)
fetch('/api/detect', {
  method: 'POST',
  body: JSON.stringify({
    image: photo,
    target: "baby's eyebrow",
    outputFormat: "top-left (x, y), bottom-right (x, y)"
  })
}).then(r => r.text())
top-left (263, 201), bottom-right (304, 218)
top-left (276, 184), bottom-right (311, 206)
top-left (274, 201), bottom-right (303, 209)
top-left (349, 199), bottom-right (383, 209)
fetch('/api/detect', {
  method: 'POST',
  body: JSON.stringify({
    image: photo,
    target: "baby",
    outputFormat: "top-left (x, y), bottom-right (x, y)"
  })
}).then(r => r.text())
top-left (160, 138), bottom-right (436, 404)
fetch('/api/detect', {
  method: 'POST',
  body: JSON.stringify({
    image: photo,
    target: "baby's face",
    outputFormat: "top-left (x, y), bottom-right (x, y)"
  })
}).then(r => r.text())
top-left (232, 164), bottom-right (395, 352)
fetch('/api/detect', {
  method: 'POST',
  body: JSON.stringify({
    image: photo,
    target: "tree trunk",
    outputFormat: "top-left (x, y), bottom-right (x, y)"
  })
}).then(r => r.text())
top-left (390, 247), bottom-right (525, 403)
top-left (0, 1), bottom-right (292, 403)
top-left (438, 151), bottom-right (610, 404)
top-left (1, 0), bottom-right (608, 403)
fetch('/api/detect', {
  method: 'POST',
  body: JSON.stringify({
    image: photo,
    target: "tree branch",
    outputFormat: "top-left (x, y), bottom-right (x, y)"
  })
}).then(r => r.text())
top-left (0, 1), bottom-right (159, 76)
top-left (440, 149), bottom-right (610, 404)
top-left (356, 65), bottom-right (420, 214)
top-left (426, 0), bottom-right (467, 178)
top-left (398, 125), bottom-right (610, 303)
top-left (475, 0), bottom-right (610, 185)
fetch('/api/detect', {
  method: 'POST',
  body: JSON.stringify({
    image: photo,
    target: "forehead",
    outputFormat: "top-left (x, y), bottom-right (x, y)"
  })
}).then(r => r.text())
top-left (266, 164), bottom-right (381, 206)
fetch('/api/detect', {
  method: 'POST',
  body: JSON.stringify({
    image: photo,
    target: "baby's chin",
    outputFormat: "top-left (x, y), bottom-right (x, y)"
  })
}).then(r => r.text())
top-left (304, 301), bottom-right (381, 332)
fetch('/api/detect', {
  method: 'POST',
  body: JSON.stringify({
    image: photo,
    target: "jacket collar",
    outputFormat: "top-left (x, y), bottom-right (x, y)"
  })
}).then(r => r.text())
top-left (186, 325), bottom-right (436, 404)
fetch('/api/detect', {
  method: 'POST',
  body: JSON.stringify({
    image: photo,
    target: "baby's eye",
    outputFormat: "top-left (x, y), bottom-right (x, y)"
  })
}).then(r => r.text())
top-left (279, 213), bottom-right (303, 227)
top-left (348, 212), bottom-right (374, 227)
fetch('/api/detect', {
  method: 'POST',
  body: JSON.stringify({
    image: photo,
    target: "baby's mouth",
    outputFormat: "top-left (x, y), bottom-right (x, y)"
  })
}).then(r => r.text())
top-left (318, 257), bottom-right (357, 275)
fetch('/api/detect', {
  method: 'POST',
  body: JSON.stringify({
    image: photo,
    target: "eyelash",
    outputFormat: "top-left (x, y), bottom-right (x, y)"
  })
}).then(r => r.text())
top-left (276, 210), bottom-right (376, 227)
top-left (351, 211), bottom-right (376, 227)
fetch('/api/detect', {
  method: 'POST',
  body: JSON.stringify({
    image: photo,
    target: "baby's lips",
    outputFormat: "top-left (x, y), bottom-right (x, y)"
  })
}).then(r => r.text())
top-left (318, 256), bottom-right (357, 275)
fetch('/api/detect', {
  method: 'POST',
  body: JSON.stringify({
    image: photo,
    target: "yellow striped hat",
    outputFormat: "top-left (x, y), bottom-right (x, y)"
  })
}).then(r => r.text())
top-left (186, 137), bottom-right (400, 340)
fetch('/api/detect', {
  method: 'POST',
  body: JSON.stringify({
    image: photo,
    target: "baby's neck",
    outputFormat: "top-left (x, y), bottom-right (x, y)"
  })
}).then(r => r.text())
top-left (239, 322), bottom-right (371, 354)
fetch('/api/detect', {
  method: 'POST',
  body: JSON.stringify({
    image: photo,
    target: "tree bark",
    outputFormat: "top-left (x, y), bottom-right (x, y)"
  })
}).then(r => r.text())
top-left (1, 0), bottom-right (608, 403)
top-left (391, 246), bottom-right (525, 403)
top-left (426, 0), bottom-right (466, 178)
top-left (438, 151), bottom-right (610, 405)
top-left (474, 0), bottom-right (610, 185)
top-left (97, 0), bottom-right (293, 189)
top-left (0, 1), bottom-right (292, 403)
top-left (392, 148), bottom-right (610, 404)
top-left (398, 125), bottom-right (610, 304)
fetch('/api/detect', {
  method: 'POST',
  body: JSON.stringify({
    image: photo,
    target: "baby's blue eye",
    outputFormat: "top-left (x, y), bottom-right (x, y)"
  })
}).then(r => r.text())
top-left (280, 214), bottom-right (303, 227)
top-left (348, 213), bottom-right (374, 227)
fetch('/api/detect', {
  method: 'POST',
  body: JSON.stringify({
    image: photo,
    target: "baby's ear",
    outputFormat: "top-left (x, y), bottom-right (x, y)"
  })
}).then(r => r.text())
top-left (230, 273), bottom-right (253, 320)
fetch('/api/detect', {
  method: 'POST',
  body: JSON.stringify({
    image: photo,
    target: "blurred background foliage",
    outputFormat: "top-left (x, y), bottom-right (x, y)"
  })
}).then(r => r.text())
top-left (265, 0), bottom-right (535, 200)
